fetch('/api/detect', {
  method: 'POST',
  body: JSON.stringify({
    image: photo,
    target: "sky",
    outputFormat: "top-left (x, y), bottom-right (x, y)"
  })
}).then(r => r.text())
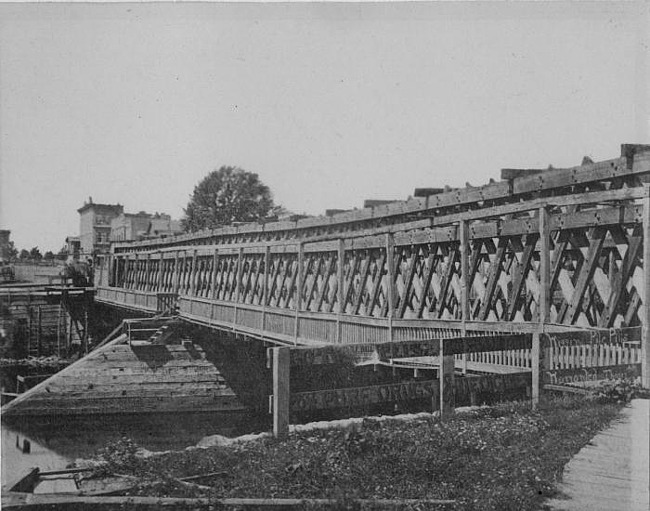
top-left (0, 1), bottom-right (648, 253)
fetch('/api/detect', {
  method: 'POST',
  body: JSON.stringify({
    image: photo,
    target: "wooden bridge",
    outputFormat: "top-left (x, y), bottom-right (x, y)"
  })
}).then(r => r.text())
top-left (94, 144), bottom-right (650, 399)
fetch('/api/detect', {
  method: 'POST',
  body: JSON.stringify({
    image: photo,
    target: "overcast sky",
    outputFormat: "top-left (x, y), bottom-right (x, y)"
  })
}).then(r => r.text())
top-left (0, 1), bottom-right (648, 253)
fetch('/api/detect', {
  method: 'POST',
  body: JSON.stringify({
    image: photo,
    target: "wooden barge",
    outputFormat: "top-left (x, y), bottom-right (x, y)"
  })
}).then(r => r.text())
top-left (1, 318), bottom-right (247, 417)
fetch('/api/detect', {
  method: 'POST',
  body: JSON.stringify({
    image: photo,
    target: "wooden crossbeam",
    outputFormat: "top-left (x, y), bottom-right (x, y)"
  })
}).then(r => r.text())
top-left (468, 240), bottom-right (485, 320)
top-left (397, 249), bottom-right (420, 318)
top-left (249, 255), bottom-right (265, 305)
top-left (281, 258), bottom-right (299, 309)
top-left (366, 253), bottom-right (387, 317)
top-left (507, 234), bottom-right (538, 321)
top-left (478, 238), bottom-right (508, 320)
top-left (381, 245), bottom-right (401, 318)
top-left (239, 257), bottom-right (254, 303)
top-left (416, 252), bottom-right (437, 319)
top-left (563, 228), bottom-right (607, 324)
top-left (598, 227), bottom-right (642, 327)
top-left (314, 255), bottom-right (335, 312)
top-left (352, 252), bottom-right (372, 315)
top-left (274, 259), bottom-right (291, 308)
top-left (342, 253), bottom-right (361, 314)
top-left (435, 248), bottom-right (458, 318)
top-left (624, 288), bottom-right (641, 326)
top-left (266, 257), bottom-right (282, 306)
top-left (304, 256), bottom-right (322, 311)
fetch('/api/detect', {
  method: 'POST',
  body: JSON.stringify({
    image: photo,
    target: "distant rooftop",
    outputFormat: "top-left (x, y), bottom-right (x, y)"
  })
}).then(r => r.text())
top-left (77, 196), bottom-right (123, 214)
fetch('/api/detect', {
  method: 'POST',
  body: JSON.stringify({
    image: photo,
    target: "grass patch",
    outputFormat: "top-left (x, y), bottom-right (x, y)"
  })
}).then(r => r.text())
top-left (92, 396), bottom-right (623, 510)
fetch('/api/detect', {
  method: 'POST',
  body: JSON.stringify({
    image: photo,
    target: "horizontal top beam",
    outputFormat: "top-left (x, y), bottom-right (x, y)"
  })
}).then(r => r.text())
top-left (113, 148), bottom-right (650, 252)
top-left (112, 199), bottom-right (644, 258)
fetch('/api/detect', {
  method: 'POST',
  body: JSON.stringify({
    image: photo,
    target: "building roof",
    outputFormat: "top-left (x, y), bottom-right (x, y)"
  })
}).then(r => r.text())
top-left (148, 218), bottom-right (183, 234)
top-left (77, 197), bottom-right (123, 214)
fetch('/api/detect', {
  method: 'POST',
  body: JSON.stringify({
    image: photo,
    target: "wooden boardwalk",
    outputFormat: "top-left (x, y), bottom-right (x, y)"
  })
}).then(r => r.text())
top-left (545, 399), bottom-right (649, 511)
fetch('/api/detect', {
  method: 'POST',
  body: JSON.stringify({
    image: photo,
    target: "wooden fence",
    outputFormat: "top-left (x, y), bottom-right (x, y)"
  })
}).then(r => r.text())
top-left (268, 327), bottom-right (643, 437)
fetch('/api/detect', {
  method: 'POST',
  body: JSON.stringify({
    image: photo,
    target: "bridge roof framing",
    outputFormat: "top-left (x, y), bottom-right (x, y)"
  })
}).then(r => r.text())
top-left (112, 200), bottom-right (646, 259)
top-left (113, 149), bottom-right (650, 253)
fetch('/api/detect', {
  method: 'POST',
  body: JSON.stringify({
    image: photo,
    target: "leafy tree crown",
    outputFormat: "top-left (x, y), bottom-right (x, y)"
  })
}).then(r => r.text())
top-left (182, 166), bottom-right (274, 232)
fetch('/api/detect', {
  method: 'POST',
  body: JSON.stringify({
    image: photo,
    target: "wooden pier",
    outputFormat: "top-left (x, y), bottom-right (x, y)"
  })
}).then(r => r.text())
top-left (0, 285), bottom-right (92, 358)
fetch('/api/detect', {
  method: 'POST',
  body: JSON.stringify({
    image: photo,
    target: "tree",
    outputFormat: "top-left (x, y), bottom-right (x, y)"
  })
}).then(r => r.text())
top-left (182, 166), bottom-right (275, 232)
top-left (29, 247), bottom-right (42, 261)
top-left (1, 241), bottom-right (17, 261)
top-left (44, 251), bottom-right (55, 261)
top-left (19, 249), bottom-right (29, 261)
top-left (57, 246), bottom-right (69, 261)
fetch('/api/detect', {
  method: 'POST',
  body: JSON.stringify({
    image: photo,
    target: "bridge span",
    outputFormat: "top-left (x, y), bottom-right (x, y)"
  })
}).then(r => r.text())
top-left (95, 144), bottom-right (650, 388)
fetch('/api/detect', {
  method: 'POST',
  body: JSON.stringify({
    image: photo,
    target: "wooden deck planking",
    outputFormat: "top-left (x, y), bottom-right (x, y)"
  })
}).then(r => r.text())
top-left (545, 399), bottom-right (649, 511)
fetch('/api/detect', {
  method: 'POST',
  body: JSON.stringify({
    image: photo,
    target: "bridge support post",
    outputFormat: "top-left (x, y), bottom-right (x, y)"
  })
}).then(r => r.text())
top-left (641, 183), bottom-right (650, 389)
top-left (539, 206), bottom-right (551, 324)
top-left (272, 347), bottom-right (290, 438)
top-left (460, 220), bottom-right (469, 374)
top-left (439, 339), bottom-right (454, 417)
top-left (534, 205), bottom-right (551, 407)
top-left (531, 332), bottom-right (541, 409)
top-left (386, 234), bottom-right (395, 343)
top-left (295, 244), bottom-right (303, 344)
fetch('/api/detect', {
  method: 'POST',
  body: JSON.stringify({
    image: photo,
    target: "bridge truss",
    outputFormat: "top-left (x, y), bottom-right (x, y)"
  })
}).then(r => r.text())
top-left (95, 144), bottom-right (650, 388)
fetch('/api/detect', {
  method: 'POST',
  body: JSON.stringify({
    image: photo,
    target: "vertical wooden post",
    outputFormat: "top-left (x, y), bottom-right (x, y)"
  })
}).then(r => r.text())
top-left (295, 243), bottom-right (304, 343)
top-left (235, 248), bottom-right (244, 302)
top-left (134, 253), bottom-right (139, 290)
top-left (83, 305), bottom-right (89, 354)
top-left (642, 184), bottom-right (650, 389)
top-left (37, 306), bottom-right (42, 357)
top-left (211, 249), bottom-right (219, 299)
top-left (337, 239), bottom-right (345, 343)
top-left (107, 254), bottom-right (114, 287)
top-left (123, 256), bottom-right (130, 289)
top-left (386, 233), bottom-right (395, 342)
top-left (531, 332), bottom-right (541, 409)
top-left (157, 251), bottom-right (164, 292)
top-left (439, 338), bottom-right (455, 417)
top-left (189, 249), bottom-right (198, 296)
top-left (235, 248), bottom-right (243, 327)
top-left (172, 250), bottom-right (180, 295)
top-left (114, 255), bottom-right (120, 287)
top-left (67, 312), bottom-right (73, 348)
top-left (263, 247), bottom-right (270, 331)
top-left (272, 347), bottom-right (290, 438)
top-left (536, 206), bottom-right (551, 404)
top-left (143, 254), bottom-right (150, 291)
top-left (460, 220), bottom-right (470, 374)
top-left (539, 206), bottom-right (551, 325)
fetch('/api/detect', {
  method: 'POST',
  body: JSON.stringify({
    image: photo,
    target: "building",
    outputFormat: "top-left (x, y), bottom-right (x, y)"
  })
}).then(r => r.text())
top-left (77, 198), bottom-right (123, 256)
top-left (110, 212), bottom-right (153, 242)
top-left (144, 214), bottom-right (183, 239)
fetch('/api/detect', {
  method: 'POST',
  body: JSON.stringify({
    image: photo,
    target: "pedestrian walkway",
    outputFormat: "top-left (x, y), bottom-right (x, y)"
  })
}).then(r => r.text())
top-left (545, 399), bottom-right (649, 511)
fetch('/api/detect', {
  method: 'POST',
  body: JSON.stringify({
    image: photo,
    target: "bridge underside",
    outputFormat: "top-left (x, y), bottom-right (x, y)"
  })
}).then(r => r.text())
top-left (94, 144), bottom-right (650, 385)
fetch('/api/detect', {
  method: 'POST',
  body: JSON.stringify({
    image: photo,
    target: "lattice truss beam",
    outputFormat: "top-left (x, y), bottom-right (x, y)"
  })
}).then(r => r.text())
top-left (110, 208), bottom-right (645, 329)
top-left (107, 147), bottom-right (650, 329)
